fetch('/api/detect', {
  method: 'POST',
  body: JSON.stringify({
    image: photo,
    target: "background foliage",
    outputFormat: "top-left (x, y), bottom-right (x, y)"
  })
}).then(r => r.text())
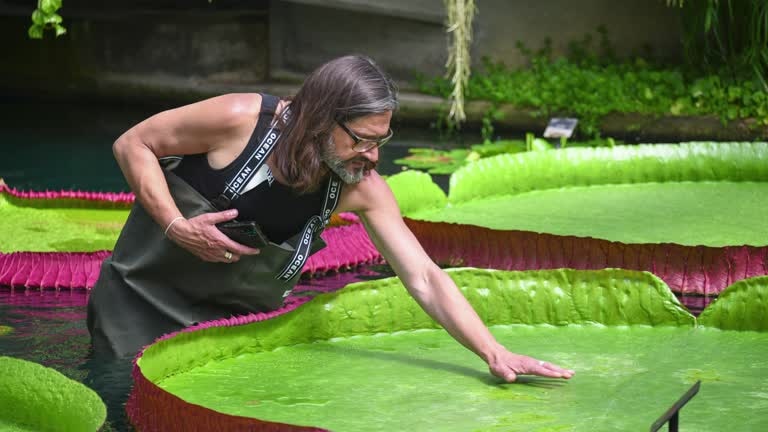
top-left (419, 27), bottom-right (768, 138)
top-left (668, 0), bottom-right (768, 89)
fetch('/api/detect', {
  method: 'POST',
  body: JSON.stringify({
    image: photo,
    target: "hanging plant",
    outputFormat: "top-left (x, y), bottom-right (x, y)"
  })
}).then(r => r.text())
top-left (443, 0), bottom-right (476, 126)
top-left (28, 0), bottom-right (66, 39)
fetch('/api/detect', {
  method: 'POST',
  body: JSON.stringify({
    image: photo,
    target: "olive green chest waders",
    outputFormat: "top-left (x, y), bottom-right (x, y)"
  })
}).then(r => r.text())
top-left (87, 111), bottom-right (341, 357)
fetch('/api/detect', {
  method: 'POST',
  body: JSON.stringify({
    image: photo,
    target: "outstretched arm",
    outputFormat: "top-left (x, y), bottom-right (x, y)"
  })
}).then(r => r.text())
top-left (340, 171), bottom-right (574, 382)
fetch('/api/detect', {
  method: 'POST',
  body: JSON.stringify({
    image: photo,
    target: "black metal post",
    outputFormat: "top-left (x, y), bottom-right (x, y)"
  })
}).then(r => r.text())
top-left (650, 380), bottom-right (700, 432)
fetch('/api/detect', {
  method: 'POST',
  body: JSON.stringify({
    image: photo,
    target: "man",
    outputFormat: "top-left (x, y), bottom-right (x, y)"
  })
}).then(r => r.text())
top-left (88, 55), bottom-right (573, 382)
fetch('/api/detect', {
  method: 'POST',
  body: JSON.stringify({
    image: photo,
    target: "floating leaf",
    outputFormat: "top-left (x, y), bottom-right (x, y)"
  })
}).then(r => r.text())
top-left (0, 356), bottom-right (106, 432)
top-left (130, 269), bottom-right (768, 431)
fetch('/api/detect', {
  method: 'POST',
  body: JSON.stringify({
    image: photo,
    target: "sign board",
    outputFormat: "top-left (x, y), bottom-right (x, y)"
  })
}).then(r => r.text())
top-left (543, 118), bottom-right (578, 138)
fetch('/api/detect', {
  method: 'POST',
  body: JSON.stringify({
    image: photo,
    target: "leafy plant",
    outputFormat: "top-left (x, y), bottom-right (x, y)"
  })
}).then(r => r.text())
top-left (418, 28), bottom-right (768, 138)
top-left (667, 0), bottom-right (768, 91)
top-left (28, 0), bottom-right (66, 39)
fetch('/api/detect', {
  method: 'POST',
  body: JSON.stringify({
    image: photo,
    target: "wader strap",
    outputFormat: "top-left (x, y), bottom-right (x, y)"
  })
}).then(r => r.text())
top-left (211, 98), bottom-right (288, 210)
top-left (276, 176), bottom-right (342, 282)
top-left (206, 95), bottom-right (344, 282)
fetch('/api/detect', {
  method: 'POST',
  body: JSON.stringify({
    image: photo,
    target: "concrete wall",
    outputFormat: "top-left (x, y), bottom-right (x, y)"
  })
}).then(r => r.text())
top-left (0, 0), bottom-right (269, 101)
top-left (473, 0), bottom-right (682, 67)
top-left (269, 0), bottom-right (447, 84)
top-left (0, 0), bottom-right (682, 100)
top-left (270, 0), bottom-right (682, 84)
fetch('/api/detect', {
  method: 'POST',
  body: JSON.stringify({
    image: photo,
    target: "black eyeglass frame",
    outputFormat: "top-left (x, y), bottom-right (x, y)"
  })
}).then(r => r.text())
top-left (336, 121), bottom-right (394, 153)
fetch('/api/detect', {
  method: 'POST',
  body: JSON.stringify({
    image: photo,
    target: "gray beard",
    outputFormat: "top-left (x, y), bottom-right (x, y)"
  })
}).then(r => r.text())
top-left (321, 138), bottom-right (367, 184)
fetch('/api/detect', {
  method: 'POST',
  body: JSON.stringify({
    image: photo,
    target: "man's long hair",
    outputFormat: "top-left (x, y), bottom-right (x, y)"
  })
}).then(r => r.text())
top-left (273, 55), bottom-right (398, 193)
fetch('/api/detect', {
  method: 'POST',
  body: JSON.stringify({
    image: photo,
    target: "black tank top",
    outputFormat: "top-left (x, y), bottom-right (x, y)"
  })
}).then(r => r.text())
top-left (173, 94), bottom-right (328, 244)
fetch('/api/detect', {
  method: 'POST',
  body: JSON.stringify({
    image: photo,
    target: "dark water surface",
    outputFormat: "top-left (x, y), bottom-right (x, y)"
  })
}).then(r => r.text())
top-left (0, 97), bottom-right (452, 193)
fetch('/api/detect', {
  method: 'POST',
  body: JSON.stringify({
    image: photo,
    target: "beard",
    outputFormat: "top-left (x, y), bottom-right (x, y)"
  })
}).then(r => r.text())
top-left (321, 137), bottom-right (377, 184)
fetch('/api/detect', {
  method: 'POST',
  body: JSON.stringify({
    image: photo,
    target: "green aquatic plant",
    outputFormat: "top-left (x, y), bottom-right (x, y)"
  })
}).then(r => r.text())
top-left (698, 275), bottom-right (768, 331)
top-left (0, 356), bottom-right (106, 432)
top-left (0, 325), bottom-right (13, 336)
top-left (387, 141), bottom-right (768, 298)
top-left (0, 194), bottom-right (128, 253)
top-left (384, 170), bottom-right (447, 215)
top-left (132, 268), bottom-right (768, 431)
top-left (446, 141), bottom-right (768, 204)
top-left (398, 142), bottom-right (768, 247)
top-left (394, 147), bottom-right (470, 174)
top-left (394, 136), bottom-right (620, 174)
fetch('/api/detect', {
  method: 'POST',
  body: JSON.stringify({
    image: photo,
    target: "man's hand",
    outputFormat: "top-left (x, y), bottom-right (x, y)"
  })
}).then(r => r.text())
top-left (486, 347), bottom-right (574, 382)
top-left (165, 209), bottom-right (261, 262)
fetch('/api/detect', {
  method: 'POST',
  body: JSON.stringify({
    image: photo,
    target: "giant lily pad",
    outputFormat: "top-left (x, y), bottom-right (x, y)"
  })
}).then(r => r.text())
top-left (0, 356), bottom-right (106, 432)
top-left (0, 194), bottom-right (128, 252)
top-left (699, 275), bottom-right (768, 331)
top-left (396, 142), bottom-right (768, 247)
top-left (129, 269), bottom-right (768, 431)
top-left (386, 142), bottom-right (768, 296)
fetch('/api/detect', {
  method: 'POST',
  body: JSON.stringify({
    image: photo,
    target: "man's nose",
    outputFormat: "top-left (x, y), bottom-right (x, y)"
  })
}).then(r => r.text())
top-left (361, 145), bottom-right (379, 163)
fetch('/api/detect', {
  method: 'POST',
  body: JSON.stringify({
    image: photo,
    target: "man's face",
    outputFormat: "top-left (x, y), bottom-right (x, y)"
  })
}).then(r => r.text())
top-left (322, 111), bottom-right (392, 184)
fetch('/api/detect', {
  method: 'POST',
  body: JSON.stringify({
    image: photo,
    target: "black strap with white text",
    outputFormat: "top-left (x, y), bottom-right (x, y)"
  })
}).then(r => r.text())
top-left (211, 105), bottom-right (343, 282)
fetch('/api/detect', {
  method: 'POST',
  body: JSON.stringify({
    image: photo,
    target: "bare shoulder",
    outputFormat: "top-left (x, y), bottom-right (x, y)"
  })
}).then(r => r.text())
top-left (337, 171), bottom-right (398, 214)
top-left (129, 93), bottom-right (265, 157)
top-left (195, 93), bottom-right (263, 128)
top-left (142, 93), bottom-right (263, 132)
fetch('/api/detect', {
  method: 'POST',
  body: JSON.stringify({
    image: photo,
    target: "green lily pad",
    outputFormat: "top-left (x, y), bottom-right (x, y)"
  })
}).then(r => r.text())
top-left (410, 181), bottom-right (768, 246)
top-left (0, 356), bottom-right (106, 432)
top-left (392, 138), bottom-right (620, 175)
top-left (135, 269), bottom-right (768, 431)
top-left (0, 325), bottom-right (12, 336)
top-left (386, 142), bottom-right (768, 247)
top-left (448, 142), bottom-right (768, 204)
top-left (0, 195), bottom-right (128, 252)
top-left (699, 276), bottom-right (768, 331)
top-left (394, 147), bottom-right (469, 174)
top-left (385, 170), bottom-right (447, 216)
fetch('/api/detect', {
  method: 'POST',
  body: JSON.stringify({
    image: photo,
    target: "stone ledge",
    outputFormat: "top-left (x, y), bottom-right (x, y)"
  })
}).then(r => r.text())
top-left (4, 73), bottom-right (765, 142)
top-left (461, 101), bottom-right (768, 141)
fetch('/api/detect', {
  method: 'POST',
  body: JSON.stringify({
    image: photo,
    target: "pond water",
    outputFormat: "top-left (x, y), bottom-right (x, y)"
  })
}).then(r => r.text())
top-left (0, 98), bottom-right (711, 431)
top-left (0, 97), bottom-right (454, 193)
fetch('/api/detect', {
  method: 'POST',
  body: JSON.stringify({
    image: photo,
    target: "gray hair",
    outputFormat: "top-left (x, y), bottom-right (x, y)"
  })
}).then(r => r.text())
top-left (273, 55), bottom-right (398, 192)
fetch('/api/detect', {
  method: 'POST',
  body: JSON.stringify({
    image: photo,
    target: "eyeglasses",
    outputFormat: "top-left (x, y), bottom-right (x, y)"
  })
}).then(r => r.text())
top-left (337, 121), bottom-right (394, 153)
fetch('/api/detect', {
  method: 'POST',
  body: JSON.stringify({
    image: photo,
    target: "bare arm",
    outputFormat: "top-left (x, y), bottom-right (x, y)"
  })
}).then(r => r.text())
top-left (339, 172), bottom-right (574, 382)
top-left (113, 93), bottom-right (263, 262)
